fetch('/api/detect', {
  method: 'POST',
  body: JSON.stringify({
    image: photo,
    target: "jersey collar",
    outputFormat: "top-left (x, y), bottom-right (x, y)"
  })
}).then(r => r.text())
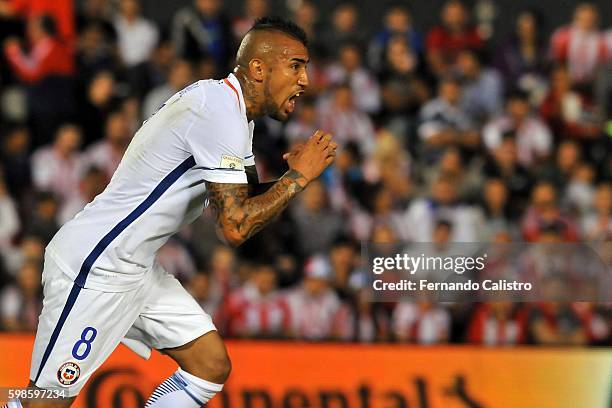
top-left (224, 73), bottom-right (247, 121)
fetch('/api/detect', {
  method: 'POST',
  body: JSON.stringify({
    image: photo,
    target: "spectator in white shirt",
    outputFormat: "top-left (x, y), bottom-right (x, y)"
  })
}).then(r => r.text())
top-left (143, 60), bottom-right (195, 119)
top-left (324, 42), bottom-right (381, 114)
top-left (483, 90), bottom-right (552, 168)
top-left (0, 235), bottom-right (45, 278)
top-left (113, 0), bottom-right (159, 67)
top-left (156, 238), bottom-right (198, 283)
top-left (581, 183), bottom-right (611, 242)
top-left (84, 110), bottom-right (132, 180)
top-left (286, 255), bottom-right (350, 340)
top-left (393, 300), bottom-right (451, 344)
top-left (31, 124), bottom-right (84, 202)
top-left (58, 167), bottom-right (107, 225)
top-left (402, 175), bottom-right (480, 242)
top-left (318, 83), bottom-right (376, 154)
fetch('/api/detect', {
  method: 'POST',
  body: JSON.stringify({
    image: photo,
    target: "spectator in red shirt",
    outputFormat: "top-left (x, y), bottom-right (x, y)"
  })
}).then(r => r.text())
top-left (571, 302), bottom-right (610, 345)
top-left (426, 0), bottom-right (483, 77)
top-left (220, 263), bottom-right (290, 339)
top-left (540, 65), bottom-right (602, 141)
top-left (3, 14), bottom-right (75, 146)
top-left (4, 15), bottom-right (73, 82)
top-left (549, 2), bottom-right (607, 86)
top-left (0, 0), bottom-right (74, 43)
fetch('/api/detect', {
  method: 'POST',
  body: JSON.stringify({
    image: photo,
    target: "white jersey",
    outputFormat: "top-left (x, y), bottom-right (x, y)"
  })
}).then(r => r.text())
top-left (47, 74), bottom-right (255, 292)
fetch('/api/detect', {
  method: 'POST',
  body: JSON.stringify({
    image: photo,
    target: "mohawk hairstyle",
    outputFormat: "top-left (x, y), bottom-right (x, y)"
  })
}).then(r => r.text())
top-left (248, 16), bottom-right (308, 47)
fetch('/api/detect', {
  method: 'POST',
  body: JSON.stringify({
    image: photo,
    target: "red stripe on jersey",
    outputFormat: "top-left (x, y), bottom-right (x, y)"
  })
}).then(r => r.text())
top-left (223, 78), bottom-right (241, 109)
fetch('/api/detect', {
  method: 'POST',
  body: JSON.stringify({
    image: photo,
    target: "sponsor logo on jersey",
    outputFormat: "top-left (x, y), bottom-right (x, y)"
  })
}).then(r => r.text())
top-left (57, 362), bottom-right (80, 386)
top-left (220, 155), bottom-right (244, 170)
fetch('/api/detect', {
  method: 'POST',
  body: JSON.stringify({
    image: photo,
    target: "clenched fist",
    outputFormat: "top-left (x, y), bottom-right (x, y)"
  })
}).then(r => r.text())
top-left (283, 130), bottom-right (337, 186)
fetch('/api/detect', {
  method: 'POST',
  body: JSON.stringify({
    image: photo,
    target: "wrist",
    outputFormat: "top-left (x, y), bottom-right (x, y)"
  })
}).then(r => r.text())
top-left (283, 169), bottom-right (309, 190)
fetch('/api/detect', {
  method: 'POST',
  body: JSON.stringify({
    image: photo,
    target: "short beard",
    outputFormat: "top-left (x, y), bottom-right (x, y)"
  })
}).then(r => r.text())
top-left (263, 70), bottom-right (286, 122)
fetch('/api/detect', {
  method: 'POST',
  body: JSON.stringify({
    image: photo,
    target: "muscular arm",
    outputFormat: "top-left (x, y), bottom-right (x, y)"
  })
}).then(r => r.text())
top-left (208, 129), bottom-right (336, 246)
top-left (206, 169), bottom-right (308, 247)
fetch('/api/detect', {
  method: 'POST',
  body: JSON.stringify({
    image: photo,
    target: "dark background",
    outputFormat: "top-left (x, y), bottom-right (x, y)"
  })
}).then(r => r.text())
top-left (128, 0), bottom-right (612, 47)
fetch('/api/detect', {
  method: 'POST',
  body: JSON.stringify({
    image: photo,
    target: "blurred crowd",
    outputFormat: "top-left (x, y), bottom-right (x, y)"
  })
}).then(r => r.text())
top-left (0, 0), bottom-right (610, 346)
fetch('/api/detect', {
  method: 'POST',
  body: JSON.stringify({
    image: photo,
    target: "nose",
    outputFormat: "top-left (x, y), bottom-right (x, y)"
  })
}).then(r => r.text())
top-left (298, 70), bottom-right (309, 88)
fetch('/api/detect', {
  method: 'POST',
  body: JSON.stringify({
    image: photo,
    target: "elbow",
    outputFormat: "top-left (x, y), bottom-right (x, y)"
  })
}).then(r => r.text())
top-left (225, 236), bottom-right (244, 249)
top-left (217, 227), bottom-right (245, 248)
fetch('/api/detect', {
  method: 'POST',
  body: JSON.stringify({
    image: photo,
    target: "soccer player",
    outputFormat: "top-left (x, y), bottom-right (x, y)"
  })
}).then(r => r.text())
top-left (13, 17), bottom-right (335, 408)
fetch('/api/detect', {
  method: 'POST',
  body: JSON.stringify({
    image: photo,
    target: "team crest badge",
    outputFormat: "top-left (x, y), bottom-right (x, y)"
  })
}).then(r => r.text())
top-left (57, 362), bottom-right (80, 386)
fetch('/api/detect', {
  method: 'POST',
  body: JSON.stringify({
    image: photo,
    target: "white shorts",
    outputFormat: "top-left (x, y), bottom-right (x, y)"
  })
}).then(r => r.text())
top-left (29, 254), bottom-right (216, 397)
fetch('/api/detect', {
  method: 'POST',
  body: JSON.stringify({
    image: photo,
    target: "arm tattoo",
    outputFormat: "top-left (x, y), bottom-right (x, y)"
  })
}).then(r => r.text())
top-left (206, 169), bottom-right (308, 246)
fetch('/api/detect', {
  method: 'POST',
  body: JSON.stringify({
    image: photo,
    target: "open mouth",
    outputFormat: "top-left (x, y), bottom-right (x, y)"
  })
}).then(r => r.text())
top-left (286, 91), bottom-right (304, 113)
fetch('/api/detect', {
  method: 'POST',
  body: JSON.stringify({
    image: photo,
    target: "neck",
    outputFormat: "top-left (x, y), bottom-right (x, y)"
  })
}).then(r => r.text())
top-left (23, 288), bottom-right (37, 298)
top-left (234, 67), bottom-right (265, 121)
top-left (489, 205), bottom-right (503, 216)
top-left (54, 147), bottom-right (69, 158)
top-left (448, 25), bottom-right (463, 34)
top-left (33, 33), bottom-right (48, 43)
top-left (110, 140), bottom-right (127, 152)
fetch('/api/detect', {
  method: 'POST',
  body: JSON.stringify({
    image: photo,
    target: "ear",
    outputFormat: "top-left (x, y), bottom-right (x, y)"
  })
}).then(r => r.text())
top-left (248, 59), bottom-right (266, 82)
